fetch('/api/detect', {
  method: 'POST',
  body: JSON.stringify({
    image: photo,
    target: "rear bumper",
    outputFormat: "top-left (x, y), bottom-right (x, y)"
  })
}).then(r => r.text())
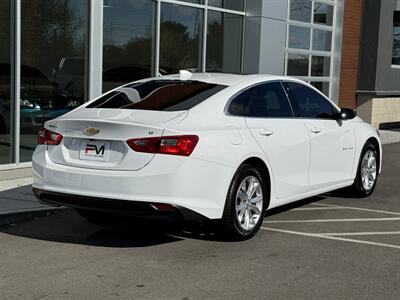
top-left (33, 188), bottom-right (207, 221)
top-left (32, 146), bottom-right (235, 219)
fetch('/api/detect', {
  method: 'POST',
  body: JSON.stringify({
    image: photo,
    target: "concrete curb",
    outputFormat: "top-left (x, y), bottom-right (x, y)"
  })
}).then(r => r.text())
top-left (0, 207), bottom-right (66, 227)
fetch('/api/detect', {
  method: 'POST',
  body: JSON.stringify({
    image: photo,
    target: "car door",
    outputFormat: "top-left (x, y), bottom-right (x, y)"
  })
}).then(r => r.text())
top-left (283, 82), bottom-right (356, 189)
top-left (229, 82), bottom-right (311, 199)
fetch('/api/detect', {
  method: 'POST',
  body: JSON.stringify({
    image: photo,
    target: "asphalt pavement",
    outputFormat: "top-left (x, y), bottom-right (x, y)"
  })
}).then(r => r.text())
top-left (0, 143), bottom-right (399, 299)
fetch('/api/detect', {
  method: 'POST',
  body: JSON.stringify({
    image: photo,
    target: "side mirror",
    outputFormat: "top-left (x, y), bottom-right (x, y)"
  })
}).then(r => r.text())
top-left (340, 108), bottom-right (356, 120)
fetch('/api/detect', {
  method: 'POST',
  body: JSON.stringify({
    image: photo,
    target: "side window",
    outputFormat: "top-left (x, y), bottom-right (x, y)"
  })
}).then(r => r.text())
top-left (283, 82), bottom-right (338, 118)
top-left (228, 91), bottom-right (247, 116)
top-left (228, 82), bottom-right (293, 118)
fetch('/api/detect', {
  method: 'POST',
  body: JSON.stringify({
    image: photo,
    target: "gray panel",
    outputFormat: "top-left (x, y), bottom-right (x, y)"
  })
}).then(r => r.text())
top-left (357, 0), bottom-right (380, 91)
top-left (243, 17), bottom-right (262, 74)
top-left (243, 0), bottom-right (288, 75)
top-left (245, 0), bottom-right (263, 17)
top-left (259, 18), bottom-right (286, 74)
top-left (261, 0), bottom-right (288, 20)
top-left (375, 0), bottom-right (400, 93)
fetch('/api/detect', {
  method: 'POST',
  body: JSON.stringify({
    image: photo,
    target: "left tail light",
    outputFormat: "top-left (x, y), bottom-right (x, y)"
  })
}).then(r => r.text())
top-left (126, 135), bottom-right (199, 156)
top-left (38, 128), bottom-right (63, 145)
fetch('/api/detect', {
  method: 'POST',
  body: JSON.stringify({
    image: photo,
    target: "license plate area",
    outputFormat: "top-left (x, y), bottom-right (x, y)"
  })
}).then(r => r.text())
top-left (79, 140), bottom-right (111, 161)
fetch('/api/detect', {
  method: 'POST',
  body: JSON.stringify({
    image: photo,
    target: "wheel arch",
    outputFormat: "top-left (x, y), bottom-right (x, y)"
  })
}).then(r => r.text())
top-left (239, 156), bottom-right (272, 208)
top-left (365, 136), bottom-right (381, 172)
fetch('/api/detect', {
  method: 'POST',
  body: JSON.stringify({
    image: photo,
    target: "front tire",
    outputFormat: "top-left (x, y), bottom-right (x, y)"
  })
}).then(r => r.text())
top-left (349, 142), bottom-right (379, 197)
top-left (220, 164), bottom-right (267, 240)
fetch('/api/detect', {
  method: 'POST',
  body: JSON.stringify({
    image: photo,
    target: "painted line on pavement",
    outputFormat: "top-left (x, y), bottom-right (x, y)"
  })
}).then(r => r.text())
top-left (313, 203), bottom-right (400, 216)
top-left (292, 207), bottom-right (348, 211)
top-left (319, 231), bottom-right (400, 236)
top-left (263, 217), bottom-right (400, 223)
top-left (261, 227), bottom-right (400, 250)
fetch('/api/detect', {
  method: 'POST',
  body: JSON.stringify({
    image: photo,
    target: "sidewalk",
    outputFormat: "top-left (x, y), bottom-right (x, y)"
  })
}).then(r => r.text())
top-left (0, 129), bottom-right (399, 226)
top-left (0, 177), bottom-right (60, 226)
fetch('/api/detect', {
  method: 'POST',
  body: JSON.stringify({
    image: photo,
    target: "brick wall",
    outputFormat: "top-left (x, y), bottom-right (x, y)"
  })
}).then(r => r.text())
top-left (338, 0), bottom-right (363, 108)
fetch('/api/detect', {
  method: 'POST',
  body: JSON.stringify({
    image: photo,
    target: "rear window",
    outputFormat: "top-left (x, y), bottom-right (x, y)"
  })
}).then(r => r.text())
top-left (86, 80), bottom-right (227, 111)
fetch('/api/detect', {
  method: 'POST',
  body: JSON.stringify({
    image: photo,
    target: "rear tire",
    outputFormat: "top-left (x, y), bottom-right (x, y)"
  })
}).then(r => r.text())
top-left (348, 142), bottom-right (378, 197)
top-left (220, 164), bottom-right (267, 240)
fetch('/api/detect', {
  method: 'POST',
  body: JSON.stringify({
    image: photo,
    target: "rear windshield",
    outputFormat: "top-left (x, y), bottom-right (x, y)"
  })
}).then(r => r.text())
top-left (86, 80), bottom-right (227, 111)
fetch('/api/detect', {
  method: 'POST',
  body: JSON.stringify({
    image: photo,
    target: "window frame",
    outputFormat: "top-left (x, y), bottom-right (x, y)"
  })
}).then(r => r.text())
top-left (285, 0), bottom-right (337, 98)
top-left (225, 80), bottom-right (296, 119)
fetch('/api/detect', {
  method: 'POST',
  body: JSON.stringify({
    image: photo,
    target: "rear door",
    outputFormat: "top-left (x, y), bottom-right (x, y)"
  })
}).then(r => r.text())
top-left (283, 82), bottom-right (356, 188)
top-left (231, 82), bottom-right (310, 199)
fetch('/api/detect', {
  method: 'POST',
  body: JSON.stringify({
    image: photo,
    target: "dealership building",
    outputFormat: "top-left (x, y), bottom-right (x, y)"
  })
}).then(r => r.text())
top-left (0, 0), bottom-right (399, 177)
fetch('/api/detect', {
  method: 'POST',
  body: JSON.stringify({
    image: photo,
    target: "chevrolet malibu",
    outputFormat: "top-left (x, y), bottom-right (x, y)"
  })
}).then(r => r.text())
top-left (32, 72), bottom-right (382, 239)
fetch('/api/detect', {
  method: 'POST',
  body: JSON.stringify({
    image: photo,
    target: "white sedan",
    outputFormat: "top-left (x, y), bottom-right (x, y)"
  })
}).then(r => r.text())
top-left (32, 72), bottom-right (382, 239)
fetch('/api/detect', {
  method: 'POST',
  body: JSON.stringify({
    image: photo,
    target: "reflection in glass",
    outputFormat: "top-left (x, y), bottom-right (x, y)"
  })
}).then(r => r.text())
top-left (206, 11), bottom-right (242, 73)
top-left (208, 0), bottom-right (244, 11)
top-left (289, 26), bottom-right (311, 50)
top-left (290, 0), bottom-right (312, 23)
top-left (0, 0), bottom-right (12, 163)
top-left (177, 0), bottom-right (203, 4)
top-left (20, 0), bottom-right (87, 162)
top-left (287, 53), bottom-right (309, 76)
top-left (312, 29), bottom-right (332, 51)
top-left (160, 3), bottom-right (203, 74)
top-left (311, 56), bottom-right (330, 77)
top-left (311, 82), bottom-right (330, 96)
top-left (103, 0), bottom-right (155, 92)
top-left (313, 3), bottom-right (334, 26)
top-left (393, 11), bottom-right (400, 65)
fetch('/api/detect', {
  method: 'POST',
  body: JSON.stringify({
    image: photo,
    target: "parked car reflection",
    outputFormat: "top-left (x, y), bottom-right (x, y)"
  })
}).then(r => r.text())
top-left (0, 63), bottom-right (82, 134)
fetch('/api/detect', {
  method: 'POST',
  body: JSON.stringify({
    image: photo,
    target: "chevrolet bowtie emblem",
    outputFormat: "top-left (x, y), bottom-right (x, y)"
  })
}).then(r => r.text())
top-left (83, 127), bottom-right (100, 136)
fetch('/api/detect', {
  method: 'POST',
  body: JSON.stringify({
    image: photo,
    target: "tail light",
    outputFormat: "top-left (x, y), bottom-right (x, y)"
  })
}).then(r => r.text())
top-left (38, 128), bottom-right (63, 145)
top-left (126, 135), bottom-right (199, 156)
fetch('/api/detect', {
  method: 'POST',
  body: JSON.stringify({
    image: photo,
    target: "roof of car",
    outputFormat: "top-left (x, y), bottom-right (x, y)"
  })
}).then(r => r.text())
top-left (160, 72), bottom-right (301, 87)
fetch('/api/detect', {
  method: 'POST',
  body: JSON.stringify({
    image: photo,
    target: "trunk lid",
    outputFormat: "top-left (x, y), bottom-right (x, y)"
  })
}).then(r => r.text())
top-left (46, 108), bottom-right (187, 170)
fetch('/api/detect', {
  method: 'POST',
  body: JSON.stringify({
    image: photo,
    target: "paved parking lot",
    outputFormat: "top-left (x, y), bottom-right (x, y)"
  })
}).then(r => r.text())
top-left (0, 143), bottom-right (399, 300)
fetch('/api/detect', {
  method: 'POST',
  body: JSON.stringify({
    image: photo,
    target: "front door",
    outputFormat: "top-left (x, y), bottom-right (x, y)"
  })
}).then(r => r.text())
top-left (283, 82), bottom-right (356, 189)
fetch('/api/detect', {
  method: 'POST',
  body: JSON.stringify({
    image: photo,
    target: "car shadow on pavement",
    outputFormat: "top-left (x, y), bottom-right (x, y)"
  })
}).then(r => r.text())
top-left (0, 195), bottom-right (334, 246)
top-left (264, 195), bottom-right (326, 217)
top-left (0, 209), bottom-right (186, 248)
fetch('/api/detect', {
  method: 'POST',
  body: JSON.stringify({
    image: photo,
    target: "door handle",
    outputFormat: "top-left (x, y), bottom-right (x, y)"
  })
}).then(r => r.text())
top-left (310, 127), bottom-right (322, 134)
top-left (259, 129), bottom-right (274, 136)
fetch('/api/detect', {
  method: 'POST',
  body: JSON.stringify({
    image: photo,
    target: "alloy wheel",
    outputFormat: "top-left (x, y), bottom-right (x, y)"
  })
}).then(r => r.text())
top-left (235, 176), bottom-right (263, 231)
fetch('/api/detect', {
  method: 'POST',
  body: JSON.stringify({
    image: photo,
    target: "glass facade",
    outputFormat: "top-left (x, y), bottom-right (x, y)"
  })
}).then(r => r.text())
top-left (206, 11), bottom-right (242, 73)
top-left (208, 0), bottom-right (244, 11)
top-left (0, 0), bottom-right (12, 164)
top-left (393, 11), bottom-right (400, 65)
top-left (0, 0), bottom-right (341, 168)
top-left (103, 0), bottom-right (155, 92)
top-left (286, 0), bottom-right (335, 97)
top-left (20, 0), bottom-right (88, 162)
top-left (160, 3), bottom-right (203, 74)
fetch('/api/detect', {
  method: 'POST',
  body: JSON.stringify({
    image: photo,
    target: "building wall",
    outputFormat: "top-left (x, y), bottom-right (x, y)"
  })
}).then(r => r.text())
top-left (0, 0), bottom-right (345, 173)
top-left (356, 0), bottom-right (400, 128)
top-left (244, 0), bottom-right (343, 104)
top-left (375, 0), bottom-right (400, 93)
top-left (357, 0), bottom-right (380, 92)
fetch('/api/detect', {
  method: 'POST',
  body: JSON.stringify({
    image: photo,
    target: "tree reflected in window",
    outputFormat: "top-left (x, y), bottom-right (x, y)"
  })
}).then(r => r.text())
top-left (160, 4), bottom-right (203, 74)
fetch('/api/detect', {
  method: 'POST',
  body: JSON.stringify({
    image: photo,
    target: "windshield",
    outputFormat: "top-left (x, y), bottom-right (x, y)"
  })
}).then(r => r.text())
top-left (86, 80), bottom-right (227, 111)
